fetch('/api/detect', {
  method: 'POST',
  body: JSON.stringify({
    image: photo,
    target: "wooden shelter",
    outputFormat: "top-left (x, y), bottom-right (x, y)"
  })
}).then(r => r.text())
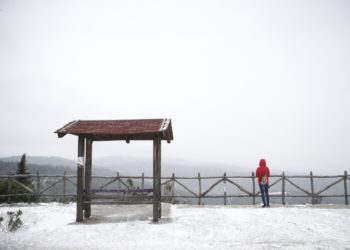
top-left (55, 119), bottom-right (173, 222)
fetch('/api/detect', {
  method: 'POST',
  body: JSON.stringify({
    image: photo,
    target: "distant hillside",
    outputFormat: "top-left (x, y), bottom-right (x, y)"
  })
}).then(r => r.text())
top-left (0, 156), bottom-right (76, 167)
top-left (0, 156), bottom-right (114, 176)
top-left (0, 161), bottom-right (76, 176)
top-left (93, 155), bottom-right (257, 177)
top-left (0, 155), bottom-right (283, 177)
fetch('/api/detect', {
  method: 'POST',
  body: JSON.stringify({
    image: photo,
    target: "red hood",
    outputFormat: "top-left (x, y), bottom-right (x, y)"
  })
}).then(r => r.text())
top-left (259, 159), bottom-right (266, 167)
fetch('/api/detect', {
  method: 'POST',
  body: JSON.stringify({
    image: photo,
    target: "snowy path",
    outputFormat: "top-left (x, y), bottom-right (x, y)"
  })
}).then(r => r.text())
top-left (1, 203), bottom-right (350, 250)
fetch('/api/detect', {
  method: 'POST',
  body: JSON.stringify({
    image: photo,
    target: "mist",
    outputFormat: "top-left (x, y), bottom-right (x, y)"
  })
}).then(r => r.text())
top-left (1, 0), bottom-right (350, 174)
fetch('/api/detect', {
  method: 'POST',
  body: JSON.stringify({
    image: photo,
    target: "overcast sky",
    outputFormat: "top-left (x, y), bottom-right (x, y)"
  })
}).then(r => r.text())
top-left (0, 0), bottom-right (349, 173)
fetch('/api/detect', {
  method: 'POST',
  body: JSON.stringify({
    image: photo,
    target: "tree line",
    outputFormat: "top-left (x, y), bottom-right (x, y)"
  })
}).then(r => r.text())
top-left (0, 154), bottom-right (38, 202)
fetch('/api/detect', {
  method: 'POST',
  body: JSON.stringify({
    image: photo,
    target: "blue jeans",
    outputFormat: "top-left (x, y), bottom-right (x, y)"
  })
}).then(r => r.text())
top-left (259, 183), bottom-right (269, 206)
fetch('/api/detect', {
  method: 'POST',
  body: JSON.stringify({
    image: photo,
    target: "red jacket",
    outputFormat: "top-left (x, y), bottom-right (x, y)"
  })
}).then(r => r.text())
top-left (256, 159), bottom-right (270, 184)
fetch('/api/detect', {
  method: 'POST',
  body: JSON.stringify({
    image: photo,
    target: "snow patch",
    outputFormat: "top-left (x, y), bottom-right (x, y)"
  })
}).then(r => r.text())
top-left (0, 203), bottom-right (349, 250)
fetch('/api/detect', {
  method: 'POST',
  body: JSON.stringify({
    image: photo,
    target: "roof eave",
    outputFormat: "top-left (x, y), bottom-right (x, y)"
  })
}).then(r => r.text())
top-left (57, 132), bottom-right (67, 138)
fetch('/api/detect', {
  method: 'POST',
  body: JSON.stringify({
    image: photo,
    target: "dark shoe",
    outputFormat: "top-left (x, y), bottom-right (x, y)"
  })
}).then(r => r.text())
top-left (262, 205), bottom-right (266, 208)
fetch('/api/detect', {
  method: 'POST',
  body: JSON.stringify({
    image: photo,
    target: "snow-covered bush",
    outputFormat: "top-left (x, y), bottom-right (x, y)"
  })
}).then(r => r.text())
top-left (0, 209), bottom-right (23, 232)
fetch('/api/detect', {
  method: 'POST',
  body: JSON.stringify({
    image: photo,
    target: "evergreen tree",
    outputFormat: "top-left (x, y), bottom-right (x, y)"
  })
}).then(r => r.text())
top-left (0, 153), bottom-right (38, 203)
top-left (16, 154), bottom-right (29, 184)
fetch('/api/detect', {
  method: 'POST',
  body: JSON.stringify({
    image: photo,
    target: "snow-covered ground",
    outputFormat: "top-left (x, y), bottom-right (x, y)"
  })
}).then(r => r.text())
top-left (1, 203), bottom-right (350, 250)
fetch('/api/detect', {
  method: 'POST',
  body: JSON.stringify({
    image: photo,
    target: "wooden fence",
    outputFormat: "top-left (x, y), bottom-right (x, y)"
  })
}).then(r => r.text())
top-left (0, 171), bottom-right (349, 205)
top-left (0, 171), bottom-right (77, 203)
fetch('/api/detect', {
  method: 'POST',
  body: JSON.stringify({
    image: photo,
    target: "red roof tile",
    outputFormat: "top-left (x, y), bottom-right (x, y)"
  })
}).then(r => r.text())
top-left (55, 119), bottom-right (173, 141)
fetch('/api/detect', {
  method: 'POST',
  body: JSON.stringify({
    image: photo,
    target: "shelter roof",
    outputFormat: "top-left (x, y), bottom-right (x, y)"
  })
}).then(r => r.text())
top-left (55, 119), bottom-right (173, 141)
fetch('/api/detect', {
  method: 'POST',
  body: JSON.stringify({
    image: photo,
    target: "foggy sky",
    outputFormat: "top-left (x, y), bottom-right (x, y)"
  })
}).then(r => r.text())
top-left (1, 0), bottom-right (350, 173)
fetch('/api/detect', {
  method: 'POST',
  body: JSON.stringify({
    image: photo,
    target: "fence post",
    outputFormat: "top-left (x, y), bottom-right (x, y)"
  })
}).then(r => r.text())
top-left (223, 173), bottom-right (227, 206)
top-left (63, 171), bottom-right (67, 201)
top-left (310, 171), bottom-right (315, 205)
top-left (344, 171), bottom-right (348, 205)
top-left (117, 172), bottom-right (120, 189)
top-left (252, 172), bottom-right (255, 205)
top-left (282, 172), bottom-right (285, 205)
top-left (7, 173), bottom-right (12, 203)
top-left (141, 172), bottom-right (145, 190)
top-left (172, 173), bottom-right (175, 204)
top-left (198, 173), bottom-right (202, 205)
top-left (37, 171), bottom-right (40, 201)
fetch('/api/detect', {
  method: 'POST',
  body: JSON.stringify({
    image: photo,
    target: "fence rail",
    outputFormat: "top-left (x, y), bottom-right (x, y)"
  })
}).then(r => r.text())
top-left (0, 171), bottom-right (349, 205)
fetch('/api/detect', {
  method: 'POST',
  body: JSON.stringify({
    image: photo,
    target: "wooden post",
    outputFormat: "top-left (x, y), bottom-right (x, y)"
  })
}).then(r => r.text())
top-left (141, 172), bottom-right (145, 190)
top-left (198, 173), bottom-right (201, 205)
top-left (76, 136), bottom-right (85, 222)
top-left (153, 136), bottom-right (161, 222)
top-left (84, 139), bottom-right (92, 218)
top-left (152, 137), bottom-right (158, 222)
top-left (310, 171), bottom-right (315, 205)
top-left (117, 172), bottom-right (120, 193)
top-left (252, 172), bottom-right (255, 205)
top-left (223, 173), bottom-right (227, 206)
top-left (158, 137), bottom-right (162, 218)
top-left (63, 171), bottom-right (67, 201)
top-left (36, 171), bottom-right (40, 200)
top-left (172, 173), bottom-right (175, 204)
top-left (282, 172), bottom-right (285, 205)
top-left (344, 171), bottom-right (348, 205)
top-left (7, 174), bottom-right (11, 203)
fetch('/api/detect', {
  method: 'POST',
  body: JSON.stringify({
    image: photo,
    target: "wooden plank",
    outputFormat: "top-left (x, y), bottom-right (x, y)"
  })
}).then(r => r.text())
top-left (91, 195), bottom-right (153, 200)
top-left (267, 177), bottom-right (282, 189)
top-left (84, 200), bottom-right (154, 205)
top-left (39, 178), bottom-right (64, 195)
top-left (201, 178), bottom-right (223, 197)
top-left (174, 179), bottom-right (198, 197)
top-left (285, 177), bottom-right (311, 196)
top-left (315, 177), bottom-right (344, 196)
top-left (161, 179), bottom-right (172, 187)
top-left (90, 188), bottom-right (153, 194)
top-left (11, 179), bottom-right (34, 193)
top-left (65, 178), bottom-right (77, 187)
top-left (118, 178), bottom-right (132, 190)
top-left (100, 178), bottom-right (118, 189)
top-left (226, 178), bottom-right (252, 195)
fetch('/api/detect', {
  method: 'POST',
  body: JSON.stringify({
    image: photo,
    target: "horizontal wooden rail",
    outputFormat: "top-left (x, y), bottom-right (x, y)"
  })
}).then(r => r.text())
top-left (0, 171), bottom-right (349, 205)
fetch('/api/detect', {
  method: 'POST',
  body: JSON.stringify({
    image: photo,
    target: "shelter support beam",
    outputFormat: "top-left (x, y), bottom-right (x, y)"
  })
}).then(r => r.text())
top-left (84, 139), bottom-right (93, 218)
top-left (76, 136), bottom-right (85, 222)
top-left (153, 136), bottom-right (161, 222)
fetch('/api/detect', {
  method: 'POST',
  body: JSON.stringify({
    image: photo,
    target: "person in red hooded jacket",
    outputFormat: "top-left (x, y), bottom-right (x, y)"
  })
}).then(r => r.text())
top-left (256, 159), bottom-right (270, 207)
